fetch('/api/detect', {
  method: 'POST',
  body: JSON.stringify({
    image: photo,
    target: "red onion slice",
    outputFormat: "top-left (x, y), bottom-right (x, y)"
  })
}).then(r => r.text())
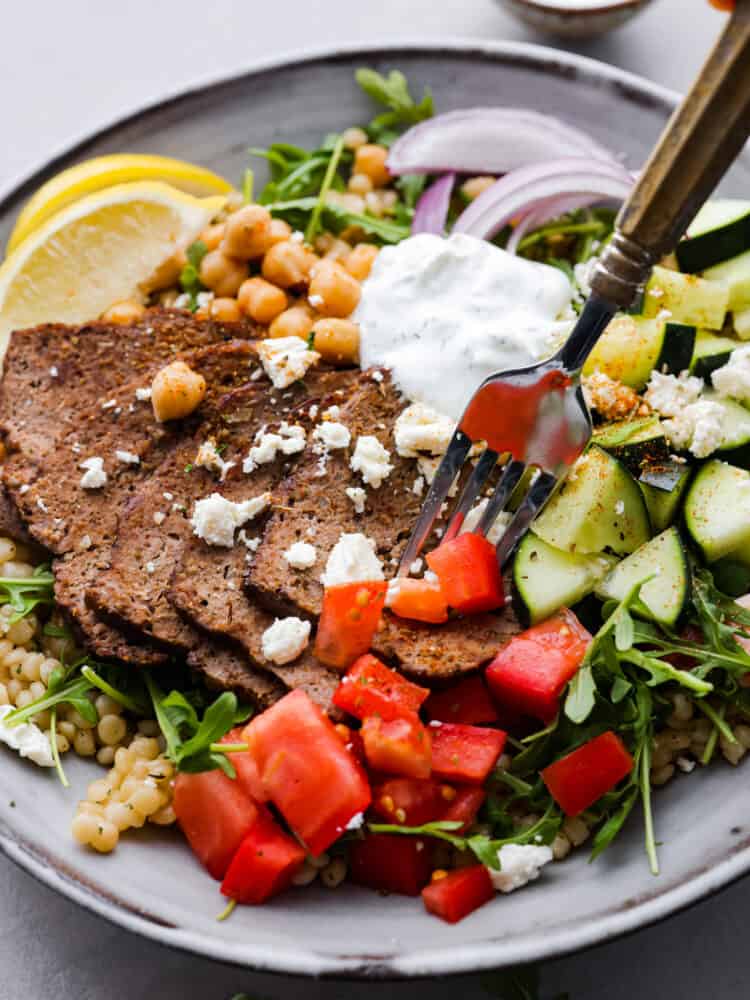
top-left (453, 158), bottom-right (632, 242)
top-left (387, 108), bottom-right (618, 176)
top-left (411, 172), bottom-right (455, 235)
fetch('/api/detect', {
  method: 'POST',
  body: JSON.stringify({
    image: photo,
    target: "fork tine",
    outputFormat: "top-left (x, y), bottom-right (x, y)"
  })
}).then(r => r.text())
top-left (495, 470), bottom-right (559, 567)
top-left (476, 459), bottom-right (526, 538)
top-left (443, 448), bottom-right (500, 543)
top-left (398, 429), bottom-right (473, 575)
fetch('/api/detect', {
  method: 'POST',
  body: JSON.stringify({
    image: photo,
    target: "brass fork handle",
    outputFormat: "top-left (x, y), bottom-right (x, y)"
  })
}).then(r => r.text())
top-left (591, 1), bottom-right (750, 309)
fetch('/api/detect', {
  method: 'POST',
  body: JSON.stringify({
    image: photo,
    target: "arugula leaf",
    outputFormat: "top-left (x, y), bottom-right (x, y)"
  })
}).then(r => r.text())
top-left (0, 567), bottom-right (55, 624)
top-left (565, 663), bottom-right (596, 724)
top-left (179, 240), bottom-right (208, 311)
top-left (264, 197), bottom-right (409, 244)
top-left (367, 819), bottom-right (466, 848)
top-left (589, 788), bottom-right (638, 861)
top-left (355, 68), bottom-right (433, 139)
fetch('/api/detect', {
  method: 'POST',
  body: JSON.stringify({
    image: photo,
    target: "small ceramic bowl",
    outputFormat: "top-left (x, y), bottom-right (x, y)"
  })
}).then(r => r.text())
top-left (496, 0), bottom-right (654, 38)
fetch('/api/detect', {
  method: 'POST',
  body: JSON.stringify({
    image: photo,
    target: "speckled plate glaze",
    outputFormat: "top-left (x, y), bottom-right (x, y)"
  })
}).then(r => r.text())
top-left (1, 40), bottom-right (749, 978)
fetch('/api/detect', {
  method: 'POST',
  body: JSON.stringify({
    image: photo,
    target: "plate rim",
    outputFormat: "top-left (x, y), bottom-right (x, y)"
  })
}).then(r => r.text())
top-left (2, 36), bottom-right (746, 979)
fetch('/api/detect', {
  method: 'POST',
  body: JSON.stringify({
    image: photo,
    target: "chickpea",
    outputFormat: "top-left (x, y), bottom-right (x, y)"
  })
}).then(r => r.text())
top-left (101, 300), bottom-right (146, 325)
top-left (6, 617), bottom-right (36, 646)
top-left (238, 277), bottom-right (288, 325)
top-left (208, 297), bottom-right (242, 323)
top-left (221, 204), bottom-right (273, 260)
top-left (73, 729), bottom-right (97, 757)
top-left (326, 191), bottom-right (366, 215)
top-left (96, 746), bottom-right (116, 767)
top-left (20, 652), bottom-right (43, 683)
top-left (0, 539), bottom-right (17, 563)
top-left (3, 561), bottom-right (34, 579)
top-left (342, 126), bottom-right (368, 150)
top-left (345, 243), bottom-right (378, 281)
top-left (261, 240), bottom-right (316, 290)
top-left (71, 812), bottom-right (100, 846)
top-left (94, 694), bottom-right (122, 718)
top-left (267, 218), bottom-right (292, 246)
top-left (269, 306), bottom-right (315, 341)
top-left (98, 714), bottom-right (128, 746)
top-left (90, 821), bottom-right (119, 853)
top-left (127, 784), bottom-right (164, 816)
top-left (199, 249), bottom-right (247, 297)
top-left (151, 360), bottom-right (206, 422)
top-left (130, 736), bottom-right (160, 760)
top-left (310, 318), bottom-right (360, 365)
top-left (199, 223), bottom-right (226, 251)
top-left (353, 144), bottom-right (390, 187)
top-left (461, 175), bottom-right (495, 202)
top-left (348, 173), bottom-right (373, 196)
top-left (308, 259), bottom-right (361, 318)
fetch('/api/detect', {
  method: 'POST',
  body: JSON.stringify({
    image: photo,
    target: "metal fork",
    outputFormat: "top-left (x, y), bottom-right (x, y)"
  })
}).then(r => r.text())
top-left (399, 2), bottom-right (750, 576)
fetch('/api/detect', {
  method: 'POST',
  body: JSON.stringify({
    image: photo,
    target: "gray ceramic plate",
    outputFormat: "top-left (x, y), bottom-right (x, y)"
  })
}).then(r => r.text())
top-left (1, 40), bottom-right (749, 979)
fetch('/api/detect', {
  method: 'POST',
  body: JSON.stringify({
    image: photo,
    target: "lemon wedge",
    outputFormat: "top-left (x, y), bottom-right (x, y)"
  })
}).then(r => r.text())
top-left (7, 154), bottom-right (233, 254)
top-left (0, 181), bottom-right (226, 359)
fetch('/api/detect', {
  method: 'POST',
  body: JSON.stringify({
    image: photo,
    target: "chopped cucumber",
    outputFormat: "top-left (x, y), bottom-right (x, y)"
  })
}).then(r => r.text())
top-left (678, 199), bottom-right (750, 273)
top-left (710, 557), bottom-right (750, 598)
top-left (595, 527), bottom-right (689, 627)
top-left (690, 329), bottom-right (738, 378)
top-left (583, 314), bottom-right (695, 390)
top-left (593, 416), bottom-right (670, 478)
top-left (639, 465), bottom-right (692, 532)
top-left (512, 533), bottom-right (616, 627)
top-left (532, 445), bottom-right (651, 556)
top-left (683, 459), bottom-right (750, 562)
top-left (641, 265), bottom-right (728, 331)
top-left (734, 306), bottom-right (750, 341)
top-left (705, 249), bottom-right (750, 313)
top-left (701, 390), bottom-right (750, 469)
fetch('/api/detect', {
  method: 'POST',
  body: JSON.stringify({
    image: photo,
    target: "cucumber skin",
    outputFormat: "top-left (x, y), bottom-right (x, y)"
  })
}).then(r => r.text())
top-left (677, 212), bottom-right (750, 273)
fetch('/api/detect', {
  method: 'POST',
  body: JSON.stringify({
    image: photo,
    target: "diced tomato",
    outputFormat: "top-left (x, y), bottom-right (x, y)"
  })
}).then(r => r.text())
top-left (222, 728), bottom-right (266, 802)
top-left (350, 833), bottom-right (433, 896)
top-left (542, 731), bottom-right (634, 816)
top-left (422, 866), bottom-right (495, 924)
top-left (244, 690), bottom-right (371, 856)
top-left (389, 577), bottom-right (449, 624)
top-left (425, 676), bottom-right (499, 725)
top-left (486, 609), bottom-right (592, 723)
top-left (426, 533), bottom-right (504, 614)
top-left (371, 778), bottom-right (446, 826)
top-left (173, 770), bottom-right (259, 880)
top-left (361, 714), bottom-right (432, 779)
top-left (440, 786), bottom-right (486, 833)
top-left (430, 722), bottom-right (506, 784)
top-left (314, 581), bottom-right (387, 669)
top-left (332, 654), bottom-right (429, 722)
top-left (220, 808), bottom-right (306, 904)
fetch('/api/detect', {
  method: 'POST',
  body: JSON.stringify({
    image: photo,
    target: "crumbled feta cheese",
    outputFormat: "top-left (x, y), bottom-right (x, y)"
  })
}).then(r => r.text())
top-left (283, 541), bottom-right (317, 570)
top-left (237, 529), bottom-right (261, 552)
top-left (194, 439), bottom-right (236, 481)
top-left (256, 336), bottom-right (320, 389)
top-left (487, 843), bottom-right (553, 893)
top-left (410, 558), bottom-right (423, 575)
top-left (582, 370), bottom-right (640, 421)
top-left (676, 755), bottom-right (696, 773)
top-left (345, 811), bottom-right (365, 830)
top-left (18, 485), bottom-right (29, 495)
top-left (394, 402), bottom-right (455, 458)
top-left (644, 370), bottom-right (703, 417)
top-left (350, 436), bottom-right (393, 488)
top-left (712, 345), bottom-right (750, 404)
top-left (71, 442), bottom-right (82, 454)
top-left (0, 704), bottom-right (54, 767)
top-left (308, 293), bottom-right (324, 308)
top-left (145, 561), bottom-right (156, 574)
top-left (79, 456), bottom-right (107, 489)
top-left (261, 616), bottom-right (311, 664)
top-left (191, 492), bottom-right (271, 547)
top-left (385, 577), bottom-right (402, 607)
top-left (371, 370), bottom-right (384, 383)
top-left (163, 492), bottom-right (174, 501)
top-left (78, 534), bottom-right (92, 551)
top-left (49, 366), bottom-right (59, 378)
top-left (153, 512), bottom-right (166, 526)
top-left (614, 499), bottom-right (625, 515)
top-left (243, 423), bottom-right (306, 473)
top-left (101, 399), bottom-right (117, 410)
top-left (412, 475), bottom-right (425, 496)
top-left (308, 404), bottom-right (319, 420)
top-left (345, 486), bottom-right (367, 514)
top-left (663, 400), bottom-right (725, 458)
top-left (321, 532), bottom-right (384, 587)
top-left (115, 450), bottom-right (140, 466)
top-left (290, 230), bottom-right (304, 244)
top-left (323, 405), bottom-right (341, 420)
top-left (313, 421), bottom-right (351, 450)
top-left (135, 387), bottom-right (152, 402)
top-left (461, 498), bottom-right (512, 545)
top-left (172, 502), bottom-right (186, 513)
top-left (250, 367), bottom-right (264, 382)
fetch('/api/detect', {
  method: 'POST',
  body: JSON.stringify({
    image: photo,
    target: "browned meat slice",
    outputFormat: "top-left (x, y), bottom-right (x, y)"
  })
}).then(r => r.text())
top-left (89, 369), bottom-right (358, 656)
top-left (0, 486), bottom-right (34, 546)
top-left (245, 370), bottom-right (424, 618)
top-left (373, 610), bottom-right (521, 680)
top-left (0, 309), bottom-right (259, 460)
top-left (3, 339), bottom-right (260, 662)
top-left (187, 638), bottom-right (287, 710)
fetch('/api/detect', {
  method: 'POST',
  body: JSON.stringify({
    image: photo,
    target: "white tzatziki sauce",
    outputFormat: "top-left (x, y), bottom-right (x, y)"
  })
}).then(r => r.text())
top-left (355, 233), bottom-right (574, 420)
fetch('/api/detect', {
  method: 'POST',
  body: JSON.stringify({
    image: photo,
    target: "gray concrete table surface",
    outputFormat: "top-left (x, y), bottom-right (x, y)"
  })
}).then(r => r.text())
top-left (0, 0), bottom-right (744, 997)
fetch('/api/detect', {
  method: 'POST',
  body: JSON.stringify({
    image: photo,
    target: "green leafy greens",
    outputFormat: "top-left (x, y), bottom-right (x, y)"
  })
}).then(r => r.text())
top-left (178, 240), bottom-right (208, 311)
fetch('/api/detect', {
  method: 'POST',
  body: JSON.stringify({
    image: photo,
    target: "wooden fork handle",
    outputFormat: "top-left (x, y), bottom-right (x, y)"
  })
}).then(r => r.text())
top-left (591, 1), bottom-right (750, 309)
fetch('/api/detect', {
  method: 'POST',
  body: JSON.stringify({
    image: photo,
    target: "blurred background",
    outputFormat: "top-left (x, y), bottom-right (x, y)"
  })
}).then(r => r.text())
top-left (0, 1), bottom-right (743, 998)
